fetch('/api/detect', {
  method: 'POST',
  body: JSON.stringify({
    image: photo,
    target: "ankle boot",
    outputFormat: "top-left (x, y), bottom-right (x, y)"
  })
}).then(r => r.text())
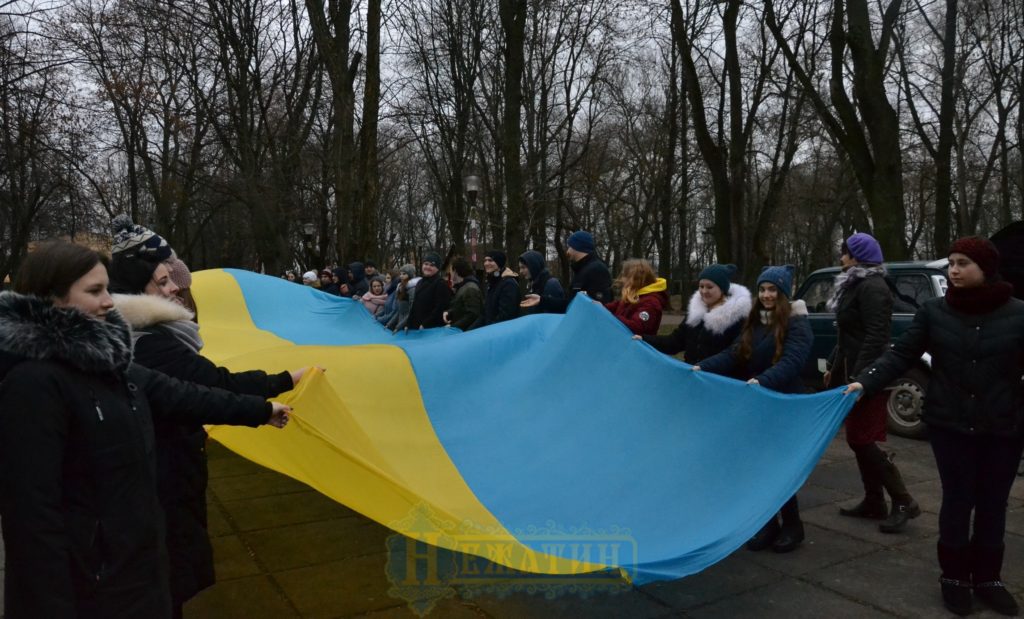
top-left (872, 447), bottom-right (919, 533)
top-left (840, 447), bottom-right (888, 519)
top-left (971, 543), bottom-right (1019, 616)
top-left (746, 516), bottom-right (780, 551)
top-left (773, 496), bottom-right (804, 553)
top-left (938, 541), bottom-right (973, 616)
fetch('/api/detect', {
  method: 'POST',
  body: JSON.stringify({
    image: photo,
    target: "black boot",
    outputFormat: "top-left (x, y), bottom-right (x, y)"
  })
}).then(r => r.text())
top-left (840, 446), bottom-right (888, 519)
top-left (773, 496), bottom-right (804, 553)
top-left (938, 541), bottom-right (973, 616)
top-left (972, 543), bottom-right (1019, 616)
top-left (871, 447), bottom-right (920, 533)
top-left (746, 516), bottom-right (780, 551)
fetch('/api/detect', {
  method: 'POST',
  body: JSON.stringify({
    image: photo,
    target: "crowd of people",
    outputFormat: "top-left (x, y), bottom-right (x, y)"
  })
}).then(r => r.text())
top-left (0, 216), bottom-right (1021, 618)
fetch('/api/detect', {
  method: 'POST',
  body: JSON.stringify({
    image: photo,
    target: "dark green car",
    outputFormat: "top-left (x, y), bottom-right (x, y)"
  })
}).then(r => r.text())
top-left (794, 259), bottom-right (949, 438)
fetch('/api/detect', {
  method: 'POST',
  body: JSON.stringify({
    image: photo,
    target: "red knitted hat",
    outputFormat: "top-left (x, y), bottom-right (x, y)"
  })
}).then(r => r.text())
top-left (948, 236), bottom-right (1000, 278)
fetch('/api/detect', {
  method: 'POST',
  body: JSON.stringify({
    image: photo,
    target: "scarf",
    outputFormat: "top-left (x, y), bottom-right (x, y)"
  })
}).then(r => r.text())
top-left (945, 281), bottom-right (1014, 315)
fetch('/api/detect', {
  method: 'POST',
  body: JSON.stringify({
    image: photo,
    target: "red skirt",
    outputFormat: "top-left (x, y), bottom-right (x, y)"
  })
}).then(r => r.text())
top-left (845, 390), bottom-right (888, 445)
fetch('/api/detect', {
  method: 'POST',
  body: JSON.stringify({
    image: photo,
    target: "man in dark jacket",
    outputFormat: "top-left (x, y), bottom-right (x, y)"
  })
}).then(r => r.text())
top-left (518, 250), bottom-right (564, 314)
top-left (349, 262), bottom-right (370, 298)
top-left (476, 250), bottom-right (520, 328)
top-left (406, 252), bottom-right (452, 329)
top-left (521, 230), bottom-right (612, 313)
top-left (444, 257), bottom-right (483, 330)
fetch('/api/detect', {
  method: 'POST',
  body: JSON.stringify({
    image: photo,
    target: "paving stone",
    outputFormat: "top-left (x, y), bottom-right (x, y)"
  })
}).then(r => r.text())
top-left (640, 551), bottom-right (783, 609)
top-left (805, 460), bottom-right (866, 495)
top-left (209, 469), bottom-right (312, 502)
top-left (207, 500), bottom-right (234, 537)
top-left (184, 574), bottom-right (299, 618)
top-left (246, 518), bottom-right (393, 572)
top-left (274, 553), bottom-right (426, 618)
top-left (210, 534), bottom-right (262, 581)
top-left (743, 523), bottom-right (880, 577)
top-left (809, 547), bottom-right (947, 617)
top-left (797, 483), bottom-right (856, 511)
top-left (353, 598), bottom-right (487, 618)
top-left (687, 577), bottom-right (887, 618)
top-left (219, 490), bottom-right (354, 531)
top-left (462, 583), bottom-right (672, 619)
top-left (801, 500), bottom-right (939, 547)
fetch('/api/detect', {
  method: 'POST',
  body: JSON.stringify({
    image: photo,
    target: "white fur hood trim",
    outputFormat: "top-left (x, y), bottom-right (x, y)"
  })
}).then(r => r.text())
top-left (685, 283), bottom-right (752, 335)
top-left (790, 298), bottom-right (808, 317)
top-left (112, 293), bottom-right (194, 330)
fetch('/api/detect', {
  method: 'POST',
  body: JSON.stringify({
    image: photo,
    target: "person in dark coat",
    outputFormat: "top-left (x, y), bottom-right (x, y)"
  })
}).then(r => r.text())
top-left (444, 257), bottom-right (483, 331)
top-left (320, 269), bottom-right (342, 296)
top-left (476, 250), bottom-right (520, 328)
top-left (697, 265), bottom-right (813, 554)
top-left (349, 262), bottom-right (370, 299)
top-left (824, 233), bottom-right (918, 534)
top-left (376, 269), bottom-right (402, 326)
top-left (108, 251), bottom-right (306, 618)
top-left (406, 252), bottom-right (451, 330)
top-left (847, 237), bottom-right (1024, 616)
top-left (518, 250), bottom-right (563, 314)
top-left (0, 241), bottom-right (290, 619)
top-left (603, 258), bottom-right (669, 336)
top-left (640, 264), bottom-right (751, 363)
top-left (520, 230), bottom-right (612, 312)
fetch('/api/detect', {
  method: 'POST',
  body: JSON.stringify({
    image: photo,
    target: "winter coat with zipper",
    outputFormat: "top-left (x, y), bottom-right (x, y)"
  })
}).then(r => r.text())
top-left (447, 277), bottom-right (483, 331)
top-left (406, 273), bottom-right (451, 329)
top-left (113, 294), bottom-right (293, 608)
top-left (824, 267), bottom-right (892, 387)
top-left (360, 290), bottom-right (388, 316)
top-left (604, 278), bottom-right (670, 336)
top-left (538, 252), bottom-right (612, 313)
top-left (476, 268), bottom-right (520, 328)
top-left (643, 284), bottom-right (751, 363)
top-left (698, 300), bottom-right (813, 394)
top-left (348, 262), bottom-right (369, 298)
top-left (0, 292), bottom-right (272, 619)
top-left (854, 292), bottom-right (1024, 437)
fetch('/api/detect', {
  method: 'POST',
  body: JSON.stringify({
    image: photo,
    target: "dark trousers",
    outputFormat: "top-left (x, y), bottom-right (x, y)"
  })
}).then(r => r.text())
top-left (929, 425), bottom-right (1024, 547)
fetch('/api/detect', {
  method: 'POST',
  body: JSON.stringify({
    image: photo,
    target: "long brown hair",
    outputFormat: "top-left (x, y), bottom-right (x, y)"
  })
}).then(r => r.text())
top-left (616, 259), bottom-right (657, 303)
top-left (737, 287), bottom-right (793, 365)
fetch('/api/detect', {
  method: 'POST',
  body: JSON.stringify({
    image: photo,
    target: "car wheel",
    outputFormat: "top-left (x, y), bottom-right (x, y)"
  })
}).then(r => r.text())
top-left (886, 366), bottom-right (928, 439)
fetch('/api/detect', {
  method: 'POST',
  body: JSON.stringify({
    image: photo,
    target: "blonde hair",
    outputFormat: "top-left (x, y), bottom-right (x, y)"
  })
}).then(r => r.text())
top-left (617, 259), bottom-right (657, 304)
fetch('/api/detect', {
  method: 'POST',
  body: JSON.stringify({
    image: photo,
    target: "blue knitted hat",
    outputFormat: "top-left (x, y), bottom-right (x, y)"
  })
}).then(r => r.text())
top-left (698, 263), bottom-right (737, 294)
top-left (566, 230), bottom-right (595, 253)
top-left (756, 265), bottom-right (796, 298)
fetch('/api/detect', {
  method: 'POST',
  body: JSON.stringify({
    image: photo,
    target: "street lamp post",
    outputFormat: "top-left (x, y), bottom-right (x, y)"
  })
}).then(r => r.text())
top-left (302, 222), bottom-right (316, 270)
top-left (464, 175), bottom-right (481, 265)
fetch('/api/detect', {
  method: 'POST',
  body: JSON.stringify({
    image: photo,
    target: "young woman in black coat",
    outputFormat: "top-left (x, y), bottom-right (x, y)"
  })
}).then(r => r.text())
top-left (696, 265), bottom-right (813, 554)
top-left (0, 242), bottom-right (291, 619)
top-left (109, 252), bottom-right (308, 618)
top-left (847, 237), bottom-right (1024, 616)
top-left (637, 263), bottom-right (750, 363)
top-left (825, 233), bottom-right (918, 533)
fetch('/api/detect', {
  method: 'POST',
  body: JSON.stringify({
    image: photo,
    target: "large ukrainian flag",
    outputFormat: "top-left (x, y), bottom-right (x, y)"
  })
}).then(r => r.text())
top-left (194, 269), bottom-right (853, 585)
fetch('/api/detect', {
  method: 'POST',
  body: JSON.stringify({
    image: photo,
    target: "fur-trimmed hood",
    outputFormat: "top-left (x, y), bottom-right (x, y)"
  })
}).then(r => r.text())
top-left (685, 283), bottom-right (753, 334)
top-left (112, 293), bottom-right (193, 330)
top-left (0, 291), bottom-right (133, 377)
top-left (790, 299), bottom-right (809, 317)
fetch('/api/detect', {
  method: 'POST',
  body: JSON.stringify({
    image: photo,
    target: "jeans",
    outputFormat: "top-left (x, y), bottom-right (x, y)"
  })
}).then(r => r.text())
top-left (929, 425), bottom-right (1024, 547)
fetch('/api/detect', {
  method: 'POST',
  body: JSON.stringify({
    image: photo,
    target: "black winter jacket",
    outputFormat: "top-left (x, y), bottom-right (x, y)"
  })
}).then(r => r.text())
top-left (406, 273), bottom-right (452, 329)
top-left (0, 292), bottom-right (272, 619)
top-left (114, 294), bottom-right (292, 605)
top-left (477, 268), bottom-right (520, 328)
top-left (825, 267), bottom-right (892, 387)
top-left (644, 284), bottom-right (751, 364)
top-left (539, 253), bottom-right (612, 313)
top-left (699, 300), bottom-right (813, 394)
top-left (855, 293), bottom-right (1024, 437)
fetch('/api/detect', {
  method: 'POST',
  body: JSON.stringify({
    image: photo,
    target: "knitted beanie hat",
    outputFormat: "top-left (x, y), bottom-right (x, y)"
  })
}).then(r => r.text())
top-left (485, 250), bottom-right (507, 271)
top-left (111, 214), bottom-right (171, 260)
top-left (566, 230), bottom-right (595, 253)
top-left (949, 236), bottom-right (1000, 278)
top-left (698, 263), bottom-right (737, 295)
top-left (842, 232), bottom-right (884, 265)
top-left (756, 264), bottom-right (796, 298)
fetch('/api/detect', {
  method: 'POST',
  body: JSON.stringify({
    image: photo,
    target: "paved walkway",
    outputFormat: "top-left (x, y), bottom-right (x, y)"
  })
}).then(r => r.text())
top-left (180, 434), bottom-right (1024, 618)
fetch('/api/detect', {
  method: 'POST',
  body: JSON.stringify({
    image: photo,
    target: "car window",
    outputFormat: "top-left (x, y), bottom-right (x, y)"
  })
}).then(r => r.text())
top-left (892, 274), bottom-right (932, 313)
top-left (799, 276), bottom-right (836, 313)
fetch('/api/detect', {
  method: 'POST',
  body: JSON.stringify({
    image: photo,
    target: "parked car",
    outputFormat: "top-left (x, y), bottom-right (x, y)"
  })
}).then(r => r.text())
top-left (794, 259), bottom-right (949, 439)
